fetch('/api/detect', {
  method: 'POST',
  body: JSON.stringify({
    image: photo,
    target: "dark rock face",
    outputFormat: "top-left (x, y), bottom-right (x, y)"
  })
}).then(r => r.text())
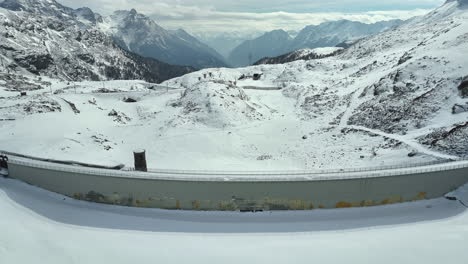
top-left (122, 50), bottom-right (194, 83)
top-left (452, 104), bottom-right (468, 114)
top-left (76, 54), bottom-right (96, 64)
top-left (459, 76), bottom-right (468, 97)
top-left (14, 54), bottom-right (54, 74)
top-left (123, 97), bottom-right (137, 103)
top-left (347, 60), bottom-right (454, 134)
top-left (47, 20), bottom-right (65, 31)
top-left (419, 122), bottom-right (468, 157)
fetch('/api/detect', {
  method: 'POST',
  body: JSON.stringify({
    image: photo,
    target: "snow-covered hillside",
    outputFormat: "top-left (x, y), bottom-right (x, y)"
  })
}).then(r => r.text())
top-left (0, 0), bottom-right (194, 83)
top-left (0, 0), bottom-right (467, 171)
top-left (162, 0), bottom-right (468, 168)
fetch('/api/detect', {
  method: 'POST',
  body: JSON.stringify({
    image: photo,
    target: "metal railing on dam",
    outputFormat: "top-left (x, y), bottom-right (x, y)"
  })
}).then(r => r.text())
top-left (2, 151), bottom-right (468, 211)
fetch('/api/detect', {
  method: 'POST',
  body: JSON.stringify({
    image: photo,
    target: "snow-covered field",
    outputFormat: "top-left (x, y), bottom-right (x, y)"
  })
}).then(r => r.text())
top-left (0, 75), bottom-right (434, 171)
top-left (1, 177), bottom-right (468, 263)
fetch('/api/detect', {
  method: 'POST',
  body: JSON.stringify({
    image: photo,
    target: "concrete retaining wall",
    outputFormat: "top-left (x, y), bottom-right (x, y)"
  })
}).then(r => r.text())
top-left (4, 154), bottom-right (468, 211)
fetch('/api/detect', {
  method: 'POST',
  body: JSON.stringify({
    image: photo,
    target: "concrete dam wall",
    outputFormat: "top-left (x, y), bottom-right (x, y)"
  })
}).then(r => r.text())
top-left (2, 153), bottom-right (468, 211)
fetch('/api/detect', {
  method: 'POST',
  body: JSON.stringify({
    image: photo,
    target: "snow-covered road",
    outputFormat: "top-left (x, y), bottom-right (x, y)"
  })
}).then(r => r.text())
top-left (1, 177), bottom-right (468, 263)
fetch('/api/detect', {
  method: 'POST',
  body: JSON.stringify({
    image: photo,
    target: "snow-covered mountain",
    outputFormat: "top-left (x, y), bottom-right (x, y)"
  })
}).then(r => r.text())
top-left (0, 0), bottom-right (467, 171)
top-left (290, 19), bottom-right (404, 51)
top-left (0, 0), bottom-right (74, 16)
top-left (74, 7), bottom-right (102, 25)
top-left (0, 0), bottom-right (194, 83)
top-left (98, 9), bottom-right (228, 69)
top-left (228, 30), bottom-right (293, 67)
top-left (229, 19), bottom-right (404, 67)
top-left (254, 47), bottom-right (344, 65)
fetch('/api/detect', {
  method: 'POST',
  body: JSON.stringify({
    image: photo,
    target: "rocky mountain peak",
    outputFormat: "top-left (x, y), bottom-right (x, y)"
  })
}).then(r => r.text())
top-left (129, 8), bottom-right (137, 15)
top-left (75, 7), bottom-right (102, 24)
top-left (256, 30), bottom-right (292, 42)
top-left (0, 0), bottom-right (73, 15)
top-left (111, 8), bottom-right (156, 29)
top-left (259, 30), bottom-right (291, 41)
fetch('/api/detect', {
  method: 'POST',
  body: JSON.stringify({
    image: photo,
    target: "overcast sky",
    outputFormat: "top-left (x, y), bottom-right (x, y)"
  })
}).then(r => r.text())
top-left (57, 0), bottom-right (445, 34)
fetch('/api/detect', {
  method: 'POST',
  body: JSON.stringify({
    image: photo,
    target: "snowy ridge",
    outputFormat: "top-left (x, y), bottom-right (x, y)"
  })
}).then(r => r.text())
top-left (0, 0), bottom-right (194, 83)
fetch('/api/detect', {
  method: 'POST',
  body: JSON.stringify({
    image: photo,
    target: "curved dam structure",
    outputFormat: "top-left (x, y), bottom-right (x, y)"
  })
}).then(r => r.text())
top-left (2, 151), bottom-right (468, 211)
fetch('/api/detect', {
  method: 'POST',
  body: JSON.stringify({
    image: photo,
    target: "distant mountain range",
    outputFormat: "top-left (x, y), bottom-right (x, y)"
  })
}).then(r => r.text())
top-left (99, 9), bottom-right (228, 69)
top-left (192, 31), bottom-right (264, 59)
top-left (228, 30), bottom-right (293, 68)
top-left (0, 0), bottom-right (194, 83)
top-left (228, 19), bottom-right (404, 67)
top-left (0, 0), bottom-right (418, 79)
